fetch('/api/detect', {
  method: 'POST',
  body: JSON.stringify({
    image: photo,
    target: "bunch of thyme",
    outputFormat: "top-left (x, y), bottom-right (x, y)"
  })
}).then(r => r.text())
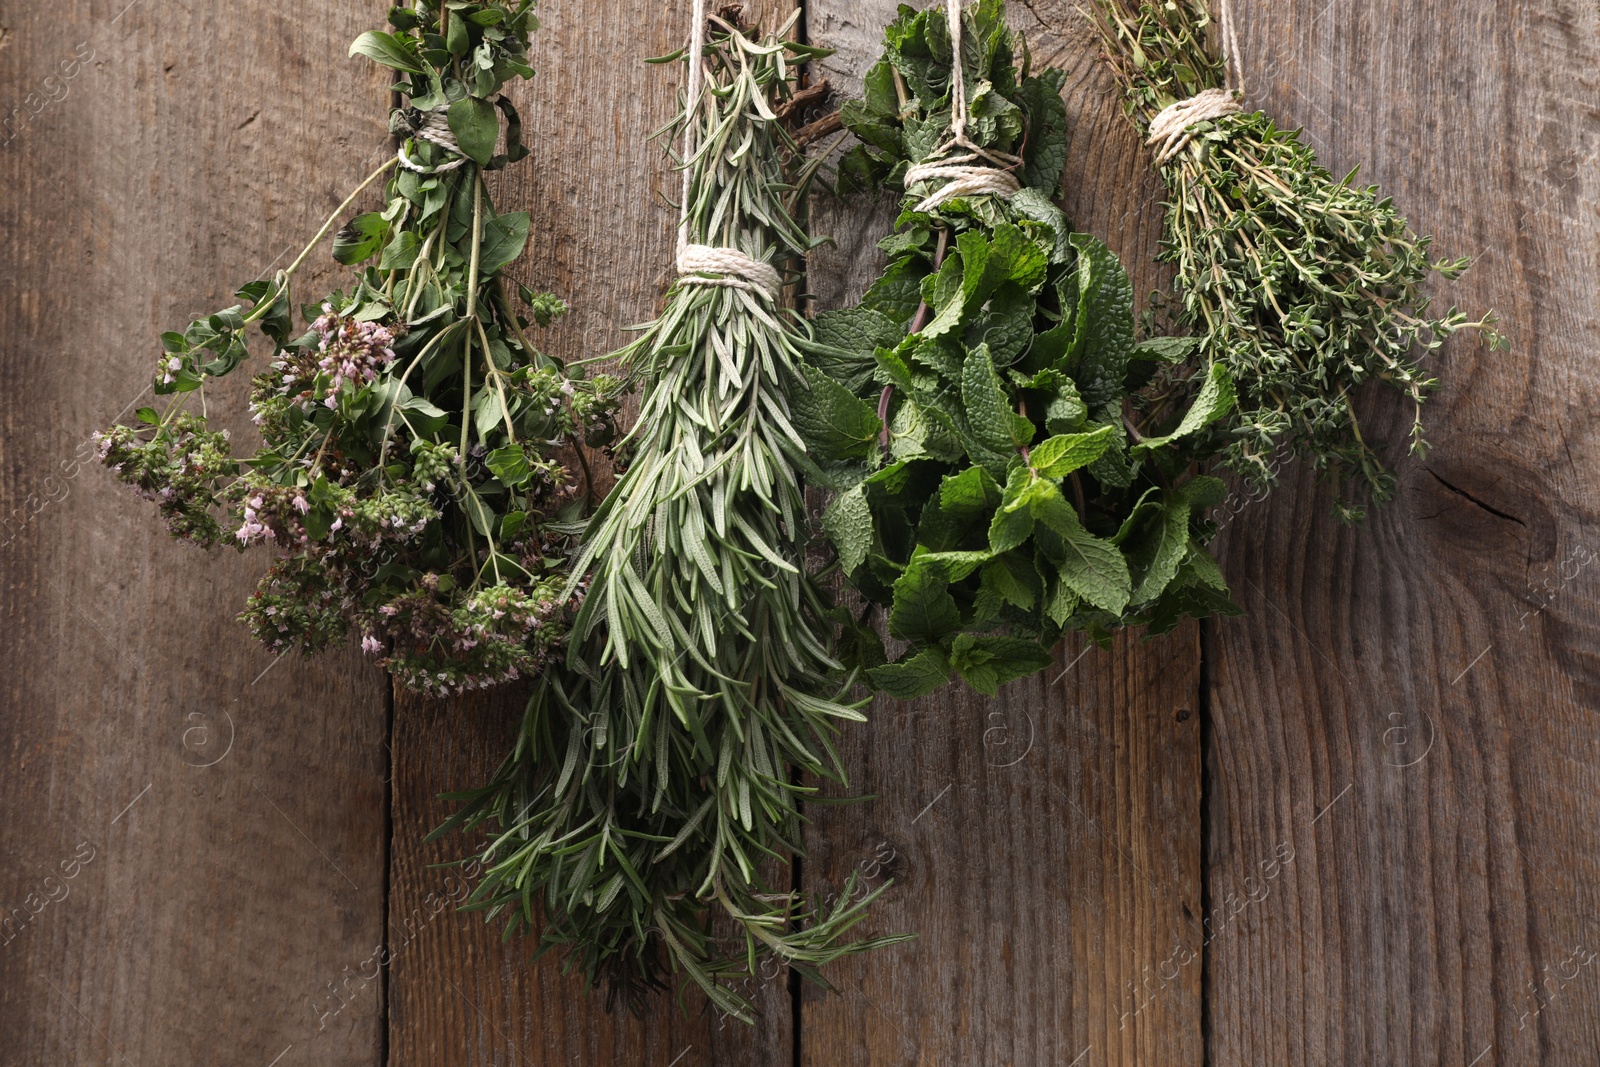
top-left (1087, 0), bottom-right (1503, 519)
top-left (438, 10), bottom-right (906, 1021)
top-left (97, 0), bottom-right (623, 693)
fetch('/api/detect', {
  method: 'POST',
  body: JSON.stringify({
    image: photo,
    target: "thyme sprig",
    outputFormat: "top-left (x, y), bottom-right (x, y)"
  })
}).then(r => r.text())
top-left (1087, 0), bottom-right (1504, 520)
top-left (438, 12), bottom-right (906, 1021)
top-left (97, 0), bottom-right (624, 693)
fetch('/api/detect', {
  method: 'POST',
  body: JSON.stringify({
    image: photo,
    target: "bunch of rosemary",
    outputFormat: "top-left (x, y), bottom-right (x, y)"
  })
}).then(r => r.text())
top-left (803, 0), bottom-right (1240, 698)
top-left (440, 11), bottom-right (905, 1021)
top-left (1087, 0), bottom-right (1502, 520)
top-left (97, 0), bottom-right (623, 693)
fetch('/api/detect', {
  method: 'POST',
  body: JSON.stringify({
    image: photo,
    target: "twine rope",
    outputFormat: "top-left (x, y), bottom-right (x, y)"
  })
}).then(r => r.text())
top-left (901, 0), bottom-right (1022, 213)
top-left (397, 109), bottom-right (467, 174)
top-left (674, 0), bottom-right (782, 300)
top-left (1145, 0), bottom-right (1246, 167)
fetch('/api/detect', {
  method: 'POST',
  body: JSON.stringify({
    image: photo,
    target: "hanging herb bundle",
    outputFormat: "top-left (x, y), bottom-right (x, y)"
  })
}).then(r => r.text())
top-left (440, 9), bottom-right (906, 1021)
top-left (800, 0), bottom-right (1240, 700)
top-left (96, 0), bottom-right (623, 693)
top-left (1086, 0), bottom-right (1503, 520)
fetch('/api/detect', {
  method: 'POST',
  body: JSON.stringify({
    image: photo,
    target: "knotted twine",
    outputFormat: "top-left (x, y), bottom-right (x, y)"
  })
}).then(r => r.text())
top-left (900, 0), bottom-right (1023, 212)
top-left (397, 109), bottom-right (467, 174)
top-left (1145, 0), bottom-right (1245, 166)
top-left (674, 0), bottom-right (783, 301)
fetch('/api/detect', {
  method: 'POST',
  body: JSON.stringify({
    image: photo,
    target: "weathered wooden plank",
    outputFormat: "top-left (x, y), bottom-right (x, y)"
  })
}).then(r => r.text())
top-left (799, 3), bottom-right (1206, 1064)
top-left (386, 2), bottom-right (797, 1063)
top-left (0, 2), bottom-right (393, 1065)
top-left (1204, 0), bottom-right (1600, 1062)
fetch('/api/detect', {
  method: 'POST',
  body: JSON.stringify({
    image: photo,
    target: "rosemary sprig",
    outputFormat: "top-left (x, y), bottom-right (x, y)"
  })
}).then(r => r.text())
top-left (96, 0), bottom-right (624, 692)
top-left (439, 12), bottom-right (906, 1021)
top-left (1087, 0), bottom-right (1504, 520)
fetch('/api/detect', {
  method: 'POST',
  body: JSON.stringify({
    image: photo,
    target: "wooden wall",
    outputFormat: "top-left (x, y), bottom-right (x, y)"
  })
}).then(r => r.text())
top-left (2, 0), bottom-right (1596, 1063)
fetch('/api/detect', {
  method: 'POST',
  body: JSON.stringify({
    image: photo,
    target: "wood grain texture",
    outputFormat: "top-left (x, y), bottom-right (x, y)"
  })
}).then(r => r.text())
top-left (1201, 0), bottom-right (1600, 1063)
top-left (385, 2), bottom-right (796, 1064)
top-left (801, 3), bottom-right (1206, 1064)
top-left (0, 2), bottom-right (393, 1065)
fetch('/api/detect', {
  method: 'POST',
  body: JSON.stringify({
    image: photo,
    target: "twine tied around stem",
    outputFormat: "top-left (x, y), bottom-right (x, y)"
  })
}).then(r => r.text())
top-left (1144, 0), bottom-right (1246, 166)
top-left (673, 0), bottom-right (784, 301)
top-left (397, 109), bottom-right (468, 174)
top-left (901, 0), bottom-right (1023, 213)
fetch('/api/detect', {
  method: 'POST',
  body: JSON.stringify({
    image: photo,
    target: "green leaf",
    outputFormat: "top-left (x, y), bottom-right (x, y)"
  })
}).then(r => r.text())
top-left (1130, 498), bottom-right (1191, 605)
top-left (1068, 233), bottom-right (1135, 407)
top-left (988, 468), bottom-right (1038, 553)
top-left (486, 444), bottom-right (531, 489)
top-left (1132, 336), bottom-right (1200, 364)
top-left (349, 30), bottom-right (427, 74)
top-left (448, 97), bottom-right (499, 166)
top-left (812, 306), bottom-right (905, 357)
top-left (860, 258), bottom-right (925, 323)
top-left (961, 344), bottom-right (1033, 454)
top-left (949, 634), bottom-right (1054, 696)
top-left (332, 212), bottom-right (389, 265)
top-left (1031, 482), bottom-right (1133, 614)
top-left (1031, 425), bottom-right (1114, 479)
top-left (938, 465), bottom-right (1003, 522)
top-left (868, 648), bottom-right (952, 700)
top-left (473, 389), bottom-right (504, 439)
top-left (500, 510), bottom-right (529, 541)
top-left (378, 230), bottom-right (422, 270)
top-left (915, 548), bottom-right (993, 582)
top-left (980, 554), bottom-right (1037, 611)
top-left (888, 557), bottom-right (961, 642)
top-left (1135, 362), bottom-right (1236, 453)
top-left (446, 9), bottom-right (470, 56)
top-left (1045, 575), bottom-right (1079, 625)
top-left (1180, 475), bottom-right (1228, 509)
top-left (476, 211), bottom-right (530, 276)
top-left (1185, 541), bottom-right (1229, 591)
top-left (822, 485), bottom-right (873, 575)
top-left (792, 364), bottom-right (883, 462)
top-left (461, 485), bottom-right (495, 537)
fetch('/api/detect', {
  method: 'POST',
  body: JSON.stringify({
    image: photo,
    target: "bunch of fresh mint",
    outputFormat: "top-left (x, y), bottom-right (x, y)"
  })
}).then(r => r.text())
top-left (799, 0), bottom-right (1241, 699)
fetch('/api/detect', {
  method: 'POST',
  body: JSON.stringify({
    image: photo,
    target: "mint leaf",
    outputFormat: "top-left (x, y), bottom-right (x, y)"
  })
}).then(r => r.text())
top-left (1132, 336), bottom-right (1200, 364)
top-left (1031, 424), bottom-right (1114, 479)
top-left (1031, 482), bottom-right (1132, 614)
top-left (1129, 498), bottom-right (1191, 605)
top-left (1069, 233), bottom-right (1134, 407)
top-left (1135, 362), bottom-right (1236, 453)
top-left (988, 467), bottom-right (1040, 553)
top-left (949, 634), bottom-right (1054, 696)
top-left (889, 557), bottom-right (961, 642)
top-left (823, 485), bottom-right (873, 575)
top-left (938, 464), bottom-right (1003, 521)
top-left (916, 548), bottom-right (993, 582)
top-left (981, 554), bottom-right (1037, 611)
top-left (961, 344), bottom-right (1034, 454)
top-left (868, 648), bottom-right (952, 700)
top-left (792, 364), bottom-right (883, 461)
top-left (813, 306), bottom-right (905, 355)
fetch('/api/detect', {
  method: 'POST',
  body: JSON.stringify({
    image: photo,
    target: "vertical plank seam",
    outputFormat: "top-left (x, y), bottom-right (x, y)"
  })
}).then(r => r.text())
top-left (381, 30), bottom-right (403, 1061)
top-left (1198, 618), bottom-right (1215, 1066)
top-left (793, 4), bottom-right (811, 1063)
top-left (380, 677), bottom-right (396, 1066)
